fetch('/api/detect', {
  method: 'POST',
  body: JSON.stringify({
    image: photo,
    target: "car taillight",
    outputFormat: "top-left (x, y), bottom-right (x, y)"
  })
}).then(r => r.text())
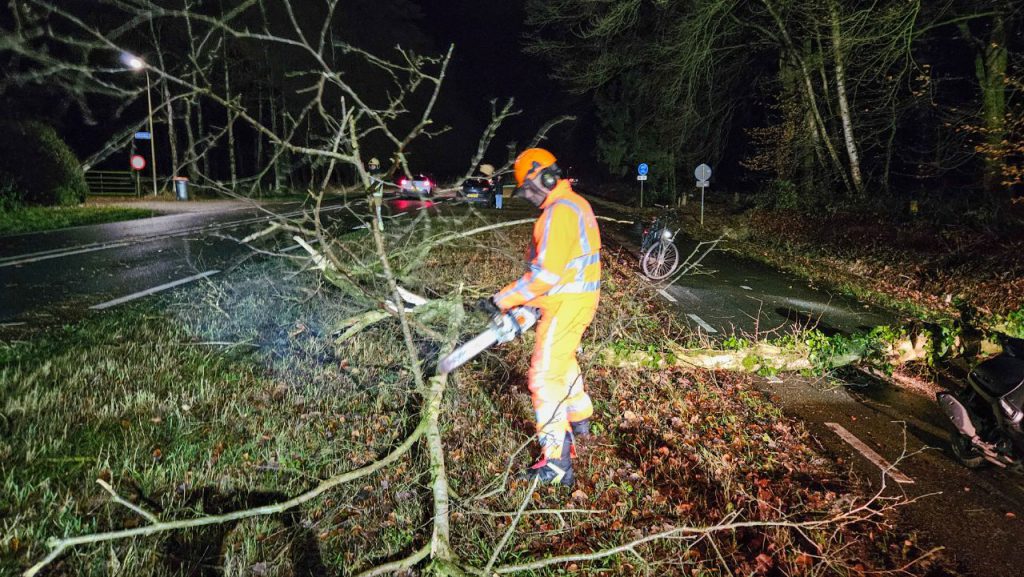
top-left (399, 178), bottom-right (408, 187)
top-left (424, 179), bottom-right (432, 187)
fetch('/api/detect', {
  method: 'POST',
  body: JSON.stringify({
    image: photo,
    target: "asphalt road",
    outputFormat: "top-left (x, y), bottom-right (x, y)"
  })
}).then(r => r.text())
top-left (762, 374), bottom-right (1024, 576)
top-left (0, 195), bottom-right (448, 326)
top-left (595, 215), bottom-right (892, 338)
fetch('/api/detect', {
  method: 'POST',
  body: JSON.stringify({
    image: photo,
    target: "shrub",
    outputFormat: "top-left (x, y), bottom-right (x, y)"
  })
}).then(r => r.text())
top-left (0, 174), bottom-right (21, 213)
top-left (0, 120), bottom-right (89, 207)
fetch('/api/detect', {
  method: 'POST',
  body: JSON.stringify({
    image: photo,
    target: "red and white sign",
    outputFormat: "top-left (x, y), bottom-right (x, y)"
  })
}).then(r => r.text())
top-left (130, 154), bottom-right (147, 171)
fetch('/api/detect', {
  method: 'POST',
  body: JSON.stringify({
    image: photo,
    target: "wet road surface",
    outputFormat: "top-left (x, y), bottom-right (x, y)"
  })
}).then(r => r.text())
top-left (762, 374), bottom-right (1024, 576)
top-left (0, 196), bottom-right (446, 326)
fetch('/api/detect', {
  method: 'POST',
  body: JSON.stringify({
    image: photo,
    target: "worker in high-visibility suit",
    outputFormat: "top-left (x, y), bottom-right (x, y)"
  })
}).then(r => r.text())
top-left (487, 148), bottom-right (601, 486)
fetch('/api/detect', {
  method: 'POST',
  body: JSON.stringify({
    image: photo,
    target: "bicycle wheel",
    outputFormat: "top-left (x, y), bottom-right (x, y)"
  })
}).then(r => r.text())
top-left (641, 241), bottom-right (679, 280)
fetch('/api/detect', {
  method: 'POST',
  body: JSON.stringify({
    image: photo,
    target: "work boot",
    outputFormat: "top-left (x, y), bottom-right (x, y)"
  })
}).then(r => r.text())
top-left (521, 436), bottom-right (574, 487)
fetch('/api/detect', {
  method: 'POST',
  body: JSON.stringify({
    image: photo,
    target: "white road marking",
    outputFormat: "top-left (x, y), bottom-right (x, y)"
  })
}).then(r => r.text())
top-left (657, 289), bottom-right (677, 302)
top-left (740, 285), bottom-right (753, 291)
top-left (687, 313), bottom-right (718, 334)
top-left (90, 270), bottom-right (220, 310)
top-left (825, 422), bottom-right (915, 484)
top-left (0, 206), bottom-right (346, 269)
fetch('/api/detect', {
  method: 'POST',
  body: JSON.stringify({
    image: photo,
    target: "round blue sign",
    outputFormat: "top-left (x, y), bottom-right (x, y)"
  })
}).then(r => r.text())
top-left (637, 163), bottom-right (649, 176)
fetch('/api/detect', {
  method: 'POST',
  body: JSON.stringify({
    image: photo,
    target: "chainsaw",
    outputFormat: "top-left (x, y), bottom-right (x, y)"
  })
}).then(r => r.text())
top-left (438, 306), bottom-right (539, 375)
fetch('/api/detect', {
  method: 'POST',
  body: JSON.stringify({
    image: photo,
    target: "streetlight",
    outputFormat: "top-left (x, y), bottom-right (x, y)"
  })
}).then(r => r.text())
top-left (125, 53), bottom-right (158, 196)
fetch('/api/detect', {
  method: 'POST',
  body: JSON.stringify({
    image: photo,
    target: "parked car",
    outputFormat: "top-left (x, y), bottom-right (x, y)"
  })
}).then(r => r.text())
top-left (398, 173), bottom-right (435, 197)
top-left (460, 178), bottom-right (493, 203)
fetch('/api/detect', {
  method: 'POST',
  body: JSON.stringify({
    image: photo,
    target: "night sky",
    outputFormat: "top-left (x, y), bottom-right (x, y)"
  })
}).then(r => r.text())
top-left (416, 0), bottom-right (594, 175)
top-left (1, 0), bottom-right (592, 180)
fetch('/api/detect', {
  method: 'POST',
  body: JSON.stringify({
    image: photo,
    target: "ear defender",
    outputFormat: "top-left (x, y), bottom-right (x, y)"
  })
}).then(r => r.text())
top-left (540, 163), bottom-right (561, 190)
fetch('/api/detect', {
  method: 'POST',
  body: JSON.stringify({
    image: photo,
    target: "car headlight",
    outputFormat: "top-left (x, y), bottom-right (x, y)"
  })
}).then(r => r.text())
top-left (661, 229), bottom-right (674, 241)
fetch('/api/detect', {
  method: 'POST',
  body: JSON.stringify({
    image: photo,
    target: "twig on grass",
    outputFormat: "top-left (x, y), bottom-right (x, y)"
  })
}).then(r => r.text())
top-left (96, 479), bottom-right (159, 525)
top-left (354, 543), bottom-right (432, 577)
top-left (483, 477), bottom-right (539, 575)
top-left (23, 417), bottom-right (430, 577)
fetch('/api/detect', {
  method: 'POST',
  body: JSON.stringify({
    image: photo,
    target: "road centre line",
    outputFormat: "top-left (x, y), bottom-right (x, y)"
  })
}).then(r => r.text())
top-left (687, 313), bottom-right (718, 334)
top-left (2, 208), bottom-right (307, 262)
top-left (825, 422), bottom-right (915, 484)
top-left (89, 270), bottom-right (220, 310)
top-left (0, 207), bottom-right (344, 268)
top-left (0, 211), bottom-right (302, 266)
top-left (657, 289), bottom-right (677, 302)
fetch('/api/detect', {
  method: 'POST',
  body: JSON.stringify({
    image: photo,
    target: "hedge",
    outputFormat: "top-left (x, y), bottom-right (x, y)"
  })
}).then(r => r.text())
top-left (0, 120), bottom-right (89, 209)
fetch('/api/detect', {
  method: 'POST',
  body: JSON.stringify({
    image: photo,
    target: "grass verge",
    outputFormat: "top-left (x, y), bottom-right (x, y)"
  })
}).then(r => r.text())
top-left (1, 206), bottom-right (953, 576)
top-left (0, 205), bottom-right (155, 235)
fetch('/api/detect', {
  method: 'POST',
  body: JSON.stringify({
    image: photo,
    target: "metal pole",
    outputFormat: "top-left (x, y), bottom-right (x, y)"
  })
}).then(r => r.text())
top-left (640, 180), bottom-right (644, 209)
top-left (146, 69), bottom-right (158, 196)
top-left (700, 185), bottom-right (705, 227)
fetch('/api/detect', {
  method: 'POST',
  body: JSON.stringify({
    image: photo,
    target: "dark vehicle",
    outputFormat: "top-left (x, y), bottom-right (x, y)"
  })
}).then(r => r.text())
top-left (939, 335), bottom-right (1024, 470)
top-left (398, 174), bottom-right (435, 197)
top-left (460, 178), bottom-right (493, 203)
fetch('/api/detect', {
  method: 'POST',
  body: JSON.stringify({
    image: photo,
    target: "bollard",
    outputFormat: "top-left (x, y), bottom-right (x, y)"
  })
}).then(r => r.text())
top-left (173, 177), bottom-right (189, 201)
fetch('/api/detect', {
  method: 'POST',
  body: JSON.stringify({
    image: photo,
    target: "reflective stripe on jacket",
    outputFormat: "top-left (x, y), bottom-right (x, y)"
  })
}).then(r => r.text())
top-left (494, 181), bottom-right (601, 310)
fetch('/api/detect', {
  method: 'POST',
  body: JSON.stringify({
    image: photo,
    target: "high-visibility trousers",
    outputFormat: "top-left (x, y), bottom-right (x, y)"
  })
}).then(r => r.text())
top-left (529, 295), bottom-right (599, 459)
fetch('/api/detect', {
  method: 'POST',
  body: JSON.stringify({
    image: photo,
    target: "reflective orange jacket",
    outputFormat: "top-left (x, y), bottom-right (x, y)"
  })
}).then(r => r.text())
top-left (494, 181), bottom-right (601, 310)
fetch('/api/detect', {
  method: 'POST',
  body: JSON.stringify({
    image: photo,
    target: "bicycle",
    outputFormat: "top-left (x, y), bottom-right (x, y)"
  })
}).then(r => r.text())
top-left (639, 216), bottom-right (680, 280)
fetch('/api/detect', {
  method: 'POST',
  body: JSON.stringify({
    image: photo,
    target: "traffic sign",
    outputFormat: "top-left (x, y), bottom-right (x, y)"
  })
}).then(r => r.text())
top-left (134, 131), bottom-right (152, 140)
top-left (696, 180), bottom-right (709, 188)
top-left (637, 175), bottom-right (648, 181)
top-left (130, 154), bottom-right (147, 171)
top-left (637, 163), bottom-right (649, 176)
top-left (694, 163), bottom-right (711, 182)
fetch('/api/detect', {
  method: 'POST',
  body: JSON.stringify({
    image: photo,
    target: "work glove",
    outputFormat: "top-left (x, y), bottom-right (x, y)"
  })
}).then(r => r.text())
top-left (476, 297), bottom-right (501, 318)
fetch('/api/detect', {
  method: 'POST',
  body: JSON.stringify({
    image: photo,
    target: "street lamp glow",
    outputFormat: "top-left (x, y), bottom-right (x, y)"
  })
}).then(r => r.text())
top-left (122, 52), bottom-right (158, 195)
top-left (123, 53), bottom-right (145, 70)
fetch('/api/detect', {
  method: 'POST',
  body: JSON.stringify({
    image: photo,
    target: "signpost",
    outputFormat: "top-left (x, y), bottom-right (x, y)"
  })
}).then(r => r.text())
top-left (695, 163), bottom-right (711, 226)
top-left (637, 163), bottom-right (649, 208)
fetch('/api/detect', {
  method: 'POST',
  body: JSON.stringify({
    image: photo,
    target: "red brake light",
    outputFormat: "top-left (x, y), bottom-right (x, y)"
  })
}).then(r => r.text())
top-left (399, 178), bottom-right (408, 187)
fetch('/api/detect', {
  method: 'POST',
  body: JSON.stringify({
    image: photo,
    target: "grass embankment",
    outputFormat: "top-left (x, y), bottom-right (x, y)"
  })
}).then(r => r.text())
top-left (1, 209), bottom-right (951, 576)
top-left (0, 205), bottom-right (155, 235)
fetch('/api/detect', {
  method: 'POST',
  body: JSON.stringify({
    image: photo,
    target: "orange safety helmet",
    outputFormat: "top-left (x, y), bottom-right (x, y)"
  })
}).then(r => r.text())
top-left (514, 148), bottom-right (558, 187)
